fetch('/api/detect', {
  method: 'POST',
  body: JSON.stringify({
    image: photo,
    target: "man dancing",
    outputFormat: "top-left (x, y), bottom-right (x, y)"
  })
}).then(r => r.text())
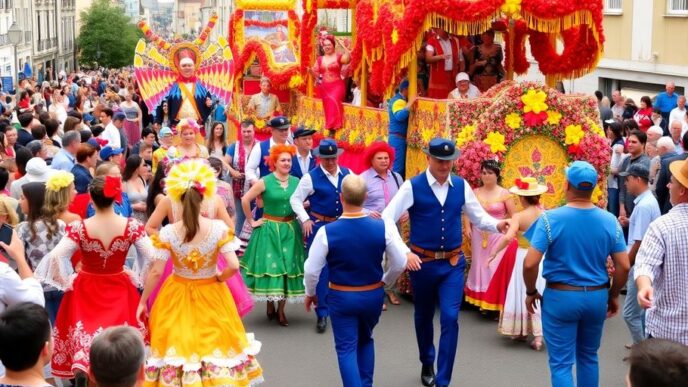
top-left (304, 175), bottom-right (411, 387)
top-left (382, 138), bottom-right (512, 387)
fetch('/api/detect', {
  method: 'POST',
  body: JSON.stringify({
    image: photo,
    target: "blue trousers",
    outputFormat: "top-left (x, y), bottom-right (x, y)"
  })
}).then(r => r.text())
top-left (306, 218), bottom-right (330, 318)
top-left (329, 288), bottom-right (384, 387)
top-left (623, 267), bottom-right (645, 344)
top-left (607, 188), bottom-right (619, 217)
top-left (389, 136), bottom-right (407, 179)
top-left (542, 288), bottom-right (608, 387)
top-left (409, 257), bottom-right (465, 386)
top-left (44, 290), bottom-right (63, 325)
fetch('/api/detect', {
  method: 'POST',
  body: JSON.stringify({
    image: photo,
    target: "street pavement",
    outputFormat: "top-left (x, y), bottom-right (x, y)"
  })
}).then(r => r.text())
top-left (243, 295), bottom-right (631, 387)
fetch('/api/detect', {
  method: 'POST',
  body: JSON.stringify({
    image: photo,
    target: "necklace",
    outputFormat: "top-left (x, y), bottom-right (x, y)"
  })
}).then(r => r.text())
top-left (275, 174), bottom-right (289, 183)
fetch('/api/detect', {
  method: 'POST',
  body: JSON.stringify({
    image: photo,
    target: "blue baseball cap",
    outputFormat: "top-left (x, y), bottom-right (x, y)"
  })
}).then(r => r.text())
top-left (399, 79), bottom-right (409, 91)
top-left (113, 112), bottom-right (126, 121)
top-left (159, 127), bottom-right (173, 137)
top-left (566, 161), bottom-right (597, 191)
top-left (99, 146), bottom-right (124, 160)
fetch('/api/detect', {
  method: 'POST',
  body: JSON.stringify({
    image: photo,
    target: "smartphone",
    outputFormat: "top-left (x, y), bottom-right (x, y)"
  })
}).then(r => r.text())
top-left (0, 223), bottom-right (12, 245)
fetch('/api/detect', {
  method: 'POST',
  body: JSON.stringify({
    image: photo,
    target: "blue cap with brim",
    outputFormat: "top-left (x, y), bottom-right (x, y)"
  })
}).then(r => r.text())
top-left (399, 79), bottom-right (409, 91)
top-left (99, 146), bottom-right (124, 160)
top-left (566, 160), bottom-right (597, 191)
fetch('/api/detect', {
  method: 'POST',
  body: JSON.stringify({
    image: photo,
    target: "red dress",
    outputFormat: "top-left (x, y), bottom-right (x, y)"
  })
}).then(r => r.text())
top-left (34, 218), bottom-right (152, 378)
top-left (315, 54), bottom-right (345, 130)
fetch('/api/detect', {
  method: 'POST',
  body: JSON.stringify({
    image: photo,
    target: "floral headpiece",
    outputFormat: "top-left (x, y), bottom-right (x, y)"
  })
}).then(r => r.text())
top-left (103, 176), bottom-right (123, 202)
top-left (46, 171), bottom-right (75, 192)
top-left (165, 159), bottom-right (216, 202)
top-left (177, 118), bottom-right (201, 134)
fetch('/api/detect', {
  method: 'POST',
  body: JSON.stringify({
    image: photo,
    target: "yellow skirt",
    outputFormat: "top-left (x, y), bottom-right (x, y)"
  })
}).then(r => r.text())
top-left (145, 275), bottom-right (263, 387)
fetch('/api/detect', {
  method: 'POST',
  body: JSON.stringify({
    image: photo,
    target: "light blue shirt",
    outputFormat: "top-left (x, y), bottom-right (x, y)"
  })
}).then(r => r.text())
top-left (628, 189), bottom-right (661, 247)
top-left (654, 92), bottom-right (680, 113)
top-left (527, 206), bottom-right (627, 286)
top-left (50, 148), bottom-right (75, 172)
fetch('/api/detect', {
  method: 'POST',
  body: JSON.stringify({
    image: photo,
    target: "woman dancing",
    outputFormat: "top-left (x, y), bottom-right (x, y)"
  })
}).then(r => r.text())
top-left (310, 35), bottom-right (350, 135)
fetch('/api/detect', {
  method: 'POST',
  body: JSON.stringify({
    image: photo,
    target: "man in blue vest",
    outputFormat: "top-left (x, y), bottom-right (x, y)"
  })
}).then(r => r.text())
top-left (304, 174), bottom-right (412, 387)
top-left (245, 116), bottom-right (292, 185)
top-left (290, 126), bottom-right (317, 179)
top-left (382, 138), bottom-right (512, 387)
top-left (388, 79), bottom-right (416, 179)
top-left (290, 138), bottom-right (351, 333)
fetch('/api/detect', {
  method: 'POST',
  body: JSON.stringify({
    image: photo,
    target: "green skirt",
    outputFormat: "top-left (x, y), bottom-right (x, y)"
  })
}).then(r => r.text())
top-left (240, 219), bottom-right (306, 302)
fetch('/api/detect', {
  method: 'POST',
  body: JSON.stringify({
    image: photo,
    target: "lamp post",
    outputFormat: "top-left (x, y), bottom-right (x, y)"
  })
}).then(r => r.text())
top-left (7, 22), bottom-right (23, 92)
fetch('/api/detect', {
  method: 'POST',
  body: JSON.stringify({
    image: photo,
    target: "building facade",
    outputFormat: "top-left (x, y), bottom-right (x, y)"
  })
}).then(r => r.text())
top-left (58, 0), bottom-right (76, 75)
top-left (520, 0), bottom-right (688, 98)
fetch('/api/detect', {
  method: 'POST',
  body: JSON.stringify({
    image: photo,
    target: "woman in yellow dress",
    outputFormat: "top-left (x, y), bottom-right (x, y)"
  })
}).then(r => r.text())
top-left (137, 159), bottom-right (262, 386)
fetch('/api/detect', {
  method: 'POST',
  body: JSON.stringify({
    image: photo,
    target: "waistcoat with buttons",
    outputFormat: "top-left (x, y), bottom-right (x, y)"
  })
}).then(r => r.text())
top-left (307, 166), bottom-right (351, 219)
top-left (258, 140), bottom-right (272, 178)
top-left (325, 217), bottom-right (386, 286)
top-left (408, 174), bottom-right (465, 251)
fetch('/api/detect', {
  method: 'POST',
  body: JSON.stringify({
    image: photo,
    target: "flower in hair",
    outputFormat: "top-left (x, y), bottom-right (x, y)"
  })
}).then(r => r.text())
top-left (103, 176), bottom-right (123, 202)
top-left (165, 159), bottom-right (217, 202)
top-left (46, 171), bottom-right (75, 192)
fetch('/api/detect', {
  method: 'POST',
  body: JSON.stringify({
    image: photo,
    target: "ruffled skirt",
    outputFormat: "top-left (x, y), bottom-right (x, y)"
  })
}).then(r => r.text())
top-left (145, 275), bottom-right (263, 387)
top-left (498, 247), bottom-right (546, 337)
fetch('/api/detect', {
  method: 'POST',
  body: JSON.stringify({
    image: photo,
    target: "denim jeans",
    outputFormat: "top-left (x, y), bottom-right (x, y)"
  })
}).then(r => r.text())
top-left (623, 267), bottom-right (646, 344)
top-left (607, 188), bottom-right (619, 217)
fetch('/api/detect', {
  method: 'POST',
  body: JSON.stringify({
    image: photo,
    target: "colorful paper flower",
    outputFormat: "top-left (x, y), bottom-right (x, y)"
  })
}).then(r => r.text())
top-left (505, 112), bottom-right (522, 129)
top-left (546, 111), bottom-right (562, 125)
top-left (254, 119), bottom-right (266, 129)
top-left (46, 171), bottom-right (75, 192)
top-left (521, 88), bottom-right (549, 114)
top-left (289, 75), bottom-right (304, 89)
top-left (523, 111), bottom-right (548, 127)
top-left (456, 124), bottom-right (476, 148)
top-left (484, 131), bottom-right (507, 153)
top-left (165, 159), bottom-right (217, 202)
top-left (591, 185), bottom-right (603, 204)
top-left (565, 124), bottom-right (585, 145)
top-left (391, 29), bottom-right (399, 44)
top-left (501, 0), bottom-right (522, 16)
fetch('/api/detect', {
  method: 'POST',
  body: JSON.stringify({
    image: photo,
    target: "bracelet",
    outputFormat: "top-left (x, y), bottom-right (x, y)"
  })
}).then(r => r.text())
top-left (526, 289), bottom-right (538, 296)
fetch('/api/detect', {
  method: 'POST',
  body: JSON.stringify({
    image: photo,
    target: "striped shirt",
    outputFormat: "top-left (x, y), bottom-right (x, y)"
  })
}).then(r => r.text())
top-left (634, 203), bottom-right (688, 345)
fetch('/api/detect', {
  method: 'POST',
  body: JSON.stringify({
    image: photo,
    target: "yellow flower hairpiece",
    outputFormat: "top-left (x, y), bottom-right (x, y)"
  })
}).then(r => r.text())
top-left (165, 159), bottom-right (217, 202)
top-left (46, 171), bottom-right (75, 192)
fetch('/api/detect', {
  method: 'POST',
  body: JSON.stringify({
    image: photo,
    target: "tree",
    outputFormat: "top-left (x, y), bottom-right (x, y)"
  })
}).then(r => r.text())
top-left (77, 0), bottom-right (143, 68)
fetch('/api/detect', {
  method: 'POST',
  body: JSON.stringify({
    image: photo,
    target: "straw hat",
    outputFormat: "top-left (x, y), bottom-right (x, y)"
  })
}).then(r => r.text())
top-left (669, 158), bottom-right (688, 188)
top-left (509, 177), bottom-right (548, 196)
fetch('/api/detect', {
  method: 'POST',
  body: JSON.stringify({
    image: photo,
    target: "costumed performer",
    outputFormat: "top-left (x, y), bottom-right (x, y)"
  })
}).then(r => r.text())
top-left (167, 118), bottom-right (209, 159)
top-left (137, 159), bottom-right (262, 386)
top-left (290, 127), bottom-right (317, 179)
top-left (310, 35), bottom-right (350, 135)
top-left (425, 28), bottom-right (464, 99)
top-left (241, 145), bottom-right (306, 326)
top-left (225, 119), bottom-right (258, 231)
top-left (382, 138), bottom-right (512, 387)
top-left (34, 176), bottom-right (153, 385)
top-left (304, 174), bottom-right (410, 387)
top-left (164, 47), bottom-right (212, 128)
top-left (464, 160), bottom-right (516, 314)
top-left (387, 79), bottom-right (416, 179)
top-left (490, 177), bottom-right (547, 350)
top-left (290, 139), bottom-right (351, 334)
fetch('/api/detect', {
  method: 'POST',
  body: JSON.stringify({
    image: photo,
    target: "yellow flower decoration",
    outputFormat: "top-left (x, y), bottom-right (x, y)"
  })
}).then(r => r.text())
top-left (289, 75), bottom-right (304, 89)
top-left (546, 111), bottom-right (562, 125)
top-left (591, 185), bottom-right (603, 204)
top-left (455, 124), bottom-right (476, 148)
top-left (521, 88), bottom-right (548, 114)
top-left (391, 29), bottom-right (399, 44)
top-left (165, 159), bottom-right (217, 203)
top-left (254, 119), bottom-right (266, 129)
top-left (505, 113), bottom-right (522, 129)
top-left (501, 0), bottom-right (522, 16)
top-left (183, 249), bottom-right (204, 271)
top-left (588, 120), bottom-right (605, 138)
top-left (46, 171), bottom-right (75, 192)
top-left (565, 124), bottom-right (585, 145)
top-left (421, 128), bottom-right (435, 143)
top-left (484, 131), bottom-right (507, 153)
top-left (348, 129), bottom-right (360, 144)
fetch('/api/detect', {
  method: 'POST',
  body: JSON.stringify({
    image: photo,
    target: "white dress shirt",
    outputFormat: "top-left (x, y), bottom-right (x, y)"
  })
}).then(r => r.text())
top-left (382, 169), bottom-right (499, 233)
top-left (101, 122), bottom-right (122, 149)
top-left (245, 137), bottom-right (291, 184)
top-left (290, 165), bottom-right (350, 223)
top-left (295, 151), bottom-right (313, 176)
top-left (668, 106), bottom-right (686, 127)
top-left (0, 262), bottom-right (45, 313)
top-left (303, 213), bottom-right (410, 296)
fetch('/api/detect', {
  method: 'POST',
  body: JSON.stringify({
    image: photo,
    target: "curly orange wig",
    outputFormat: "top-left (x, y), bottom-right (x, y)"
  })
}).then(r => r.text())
top-left (364, 141), bottom-right (395, 169)
top-left (267, 144), bottom-right (297, 172)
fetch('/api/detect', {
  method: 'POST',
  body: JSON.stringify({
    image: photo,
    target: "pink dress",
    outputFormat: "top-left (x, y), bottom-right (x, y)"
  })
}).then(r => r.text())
top-left (464, 188), bottom-right (514, 311)
top-left (146, 197), bottom-right (254, 317)
top-left (315, 54), bottom-right (345, 130)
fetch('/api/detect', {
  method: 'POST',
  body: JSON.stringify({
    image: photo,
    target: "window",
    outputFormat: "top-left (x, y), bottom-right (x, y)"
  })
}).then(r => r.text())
top-left (604, 0), bottom-right (623, 14)
top-left (668, 0), bottom-right (688, 15)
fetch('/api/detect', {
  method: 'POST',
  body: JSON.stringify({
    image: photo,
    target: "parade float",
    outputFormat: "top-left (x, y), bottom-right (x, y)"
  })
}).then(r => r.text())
top-left (132, 0), bottom-right (610, 207)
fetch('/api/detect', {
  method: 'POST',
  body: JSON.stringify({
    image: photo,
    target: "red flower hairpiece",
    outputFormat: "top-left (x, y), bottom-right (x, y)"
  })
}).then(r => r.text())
top-left (514, 178), bottom-right (529, 190)
top-left (192, 181), bottom-right (206, 196)
top-left (103, 176), bottom-right (123, 202)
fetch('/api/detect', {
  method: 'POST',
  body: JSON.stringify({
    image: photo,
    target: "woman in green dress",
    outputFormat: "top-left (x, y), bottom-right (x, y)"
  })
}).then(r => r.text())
top-left (240, 144), bottom-right (305, 326)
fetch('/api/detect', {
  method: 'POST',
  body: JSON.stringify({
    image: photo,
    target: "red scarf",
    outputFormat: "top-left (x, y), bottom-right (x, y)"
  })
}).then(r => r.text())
top-left (232, 139), bottom-right (255, 199)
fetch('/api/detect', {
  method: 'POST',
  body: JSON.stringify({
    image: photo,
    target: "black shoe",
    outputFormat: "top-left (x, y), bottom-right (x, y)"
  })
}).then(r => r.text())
top-left (421, 364), bottom-right (435, 387)
top-left (316, 317), bottom-right (328, 333)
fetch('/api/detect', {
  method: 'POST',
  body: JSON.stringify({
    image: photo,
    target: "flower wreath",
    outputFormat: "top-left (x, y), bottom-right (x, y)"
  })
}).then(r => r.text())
top-left (165, 159), bottom-right (217, 202)
top-left (46, 171), bottom-right (75, 192)
top-left (454, 82), bottom-right (609, 206)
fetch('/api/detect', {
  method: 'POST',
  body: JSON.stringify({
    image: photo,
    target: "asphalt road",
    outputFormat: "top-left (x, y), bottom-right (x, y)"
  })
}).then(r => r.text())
top-left (243, 296), bottom-right (631, 387)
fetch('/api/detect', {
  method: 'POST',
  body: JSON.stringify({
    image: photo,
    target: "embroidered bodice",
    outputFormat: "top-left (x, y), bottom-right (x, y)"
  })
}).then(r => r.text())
top-left (476, 188), bottom-right (511, 220)
top-left (316, 54), bottom-right (343, 82)
top-left (151, 220), bottom-right (240, 279)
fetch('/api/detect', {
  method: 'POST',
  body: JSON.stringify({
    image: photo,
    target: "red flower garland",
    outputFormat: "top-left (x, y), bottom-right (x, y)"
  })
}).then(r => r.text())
top-left (244, 19), bottom-right (289, 28)
top-left (529, 27), bottom-right (601, 79)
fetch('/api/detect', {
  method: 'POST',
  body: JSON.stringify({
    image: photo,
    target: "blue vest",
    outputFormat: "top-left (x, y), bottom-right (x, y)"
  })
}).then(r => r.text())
top-left (258, 140), bottom-right (271, 178)
top-left (325, 217), bottom-right (386, 286)
top-left (307, 167), bottom-right (351, 219)
top-left (388, 92), bottom-right (409, 136)
top-left (408, 174), bottom-right (465, 251)
top-left (290, 152), bottom-right (316, 179)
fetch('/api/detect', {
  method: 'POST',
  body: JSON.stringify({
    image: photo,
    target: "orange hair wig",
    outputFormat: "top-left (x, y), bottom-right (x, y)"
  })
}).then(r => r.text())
top-left (364, 141), bottom-right (395, 169)
top-left (267, 144), bottom-right (297, 172)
